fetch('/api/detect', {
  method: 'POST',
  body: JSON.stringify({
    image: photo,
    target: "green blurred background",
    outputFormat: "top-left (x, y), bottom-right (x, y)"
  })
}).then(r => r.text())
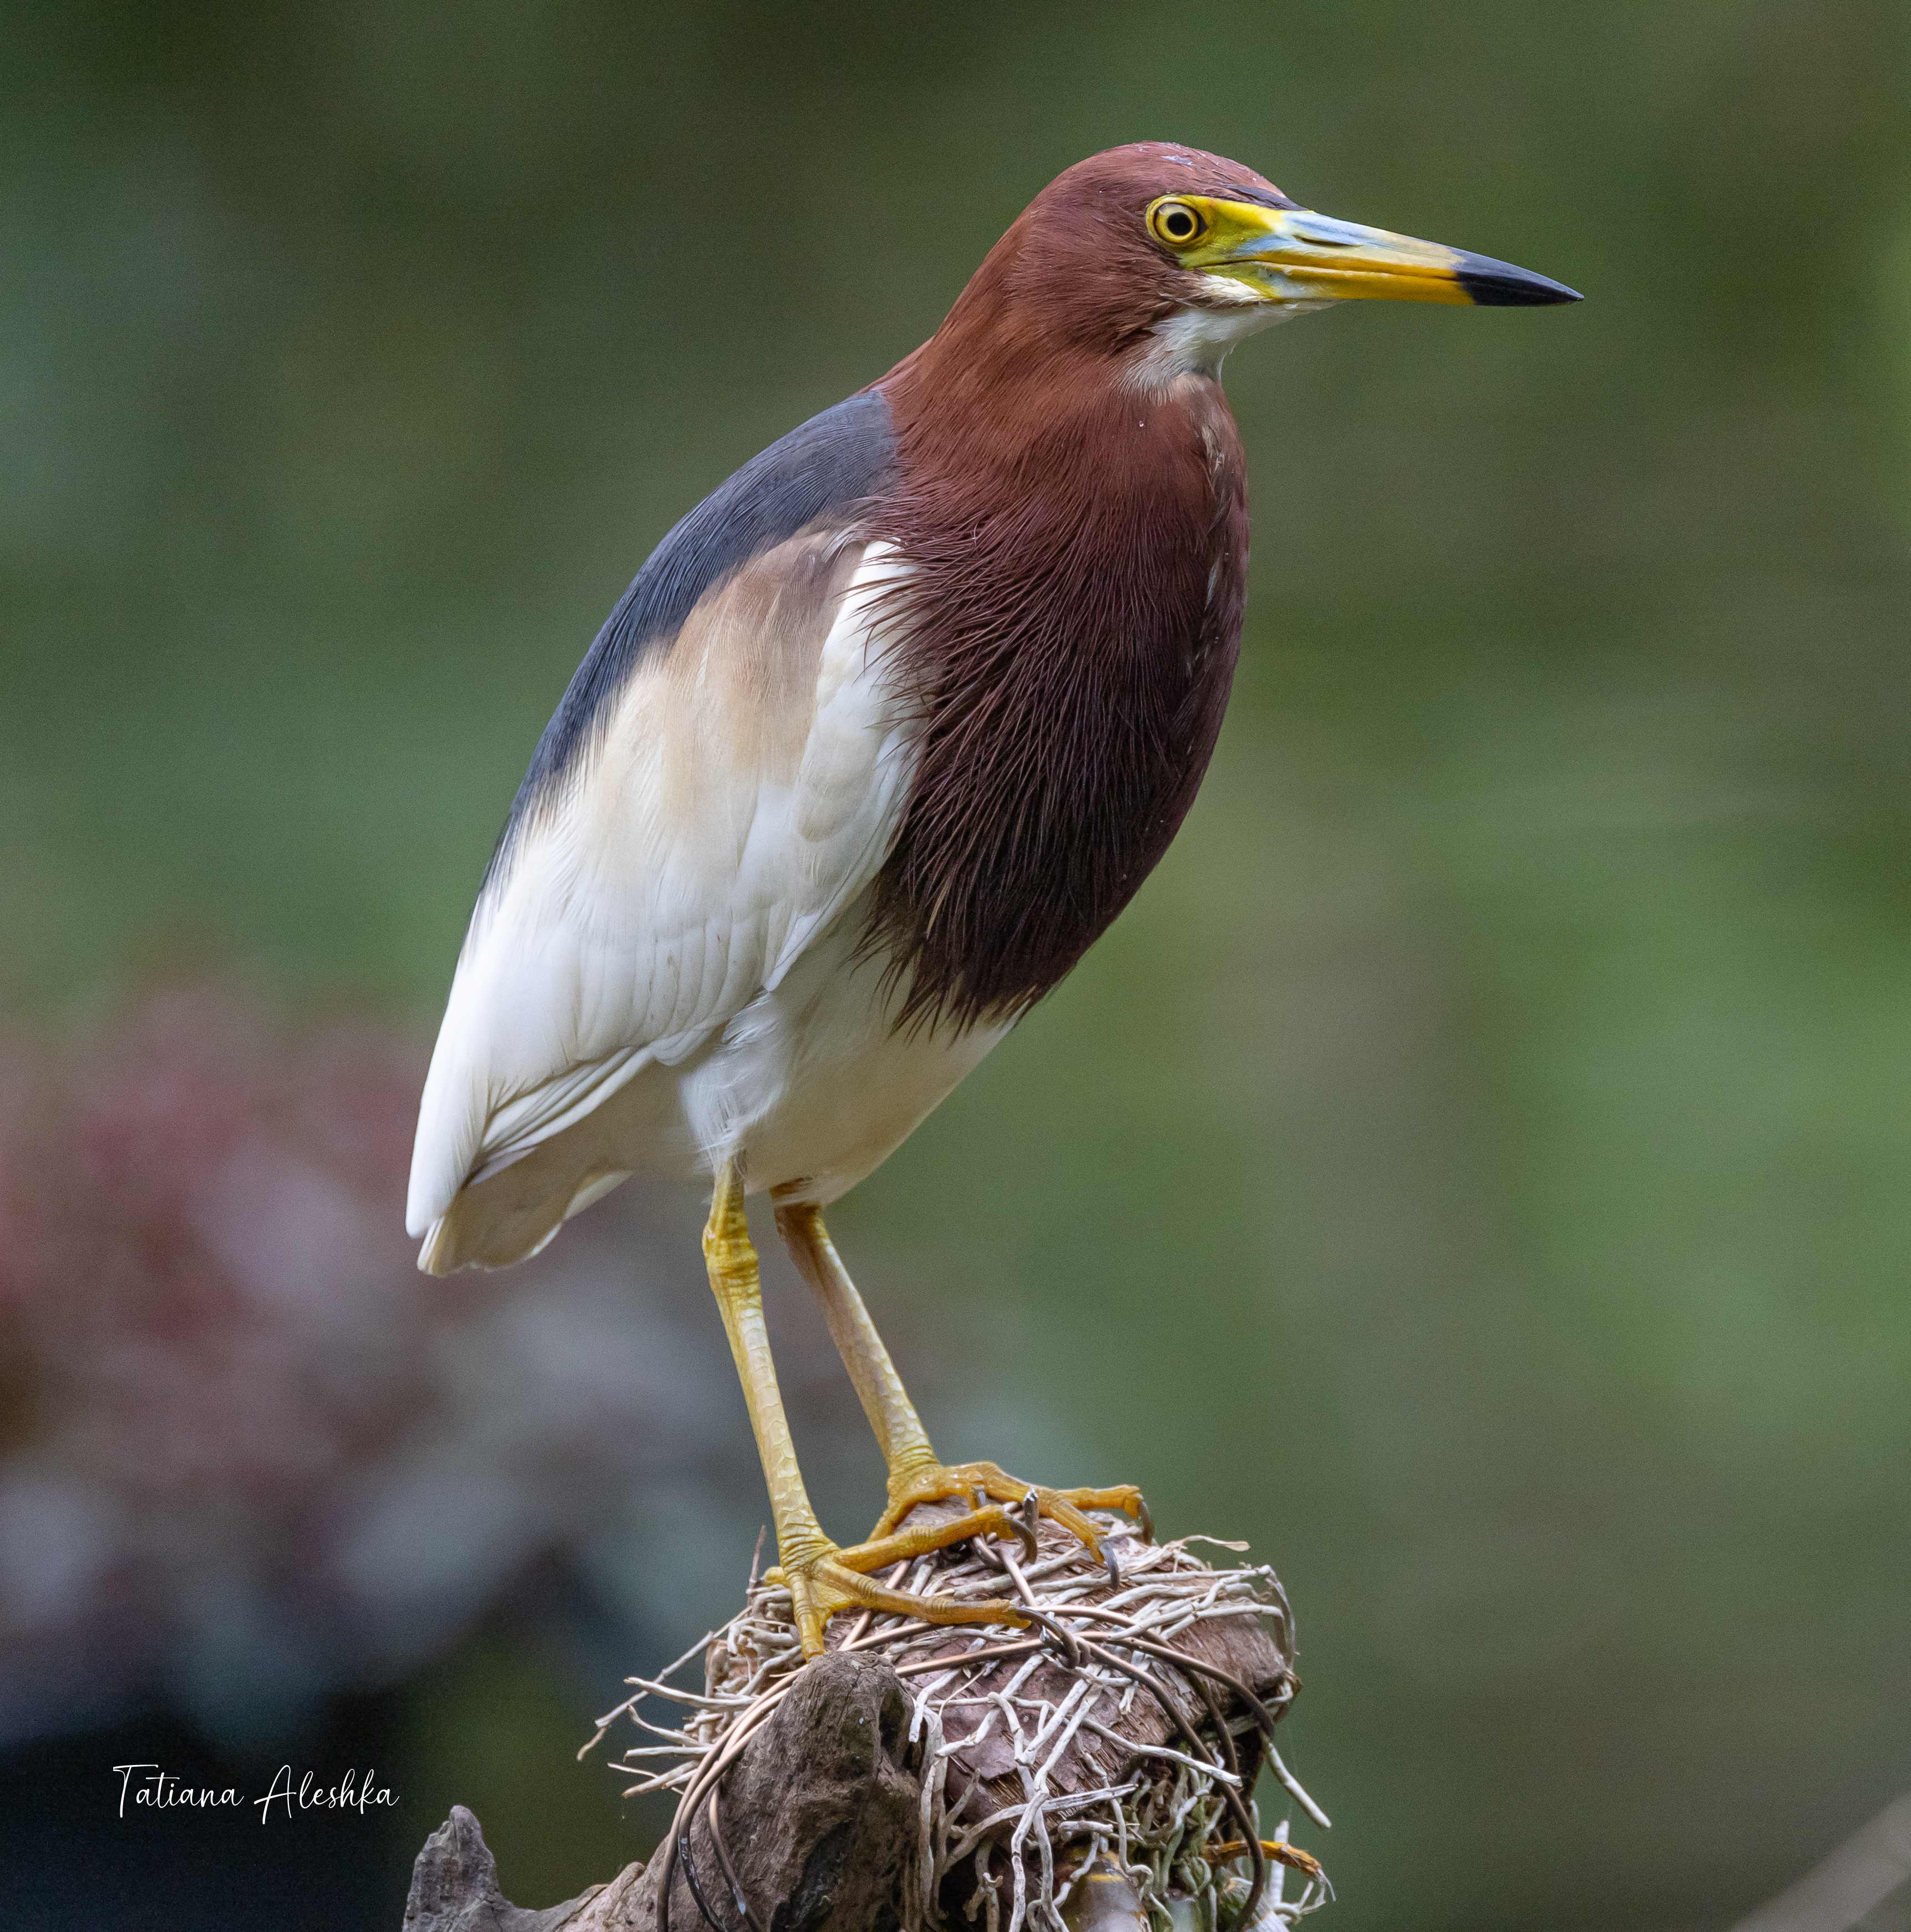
top-left (5, 1), bottom-right (1910, 1926)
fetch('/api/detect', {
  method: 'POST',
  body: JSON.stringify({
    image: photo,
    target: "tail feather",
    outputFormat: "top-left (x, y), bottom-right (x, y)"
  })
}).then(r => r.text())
top-left (417, 1150), bottom-right (635, 1274)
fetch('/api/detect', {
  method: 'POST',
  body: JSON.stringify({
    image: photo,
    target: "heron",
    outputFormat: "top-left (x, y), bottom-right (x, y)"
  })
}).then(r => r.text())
top-left (408, 144), bottom-right (1578, 1657)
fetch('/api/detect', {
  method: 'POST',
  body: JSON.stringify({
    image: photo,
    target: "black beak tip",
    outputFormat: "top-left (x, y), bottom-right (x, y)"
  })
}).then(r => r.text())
top-left (1456, 251), bottom-right (1583, 306)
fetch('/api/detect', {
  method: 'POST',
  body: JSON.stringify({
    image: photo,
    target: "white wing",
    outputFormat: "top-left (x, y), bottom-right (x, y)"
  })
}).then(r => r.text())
top-left (405, 536), bottom-right (915, 1240)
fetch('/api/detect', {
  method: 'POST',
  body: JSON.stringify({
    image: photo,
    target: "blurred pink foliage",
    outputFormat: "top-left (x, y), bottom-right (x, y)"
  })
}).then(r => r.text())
top-left (0, 986), bottom-right (773, 1743)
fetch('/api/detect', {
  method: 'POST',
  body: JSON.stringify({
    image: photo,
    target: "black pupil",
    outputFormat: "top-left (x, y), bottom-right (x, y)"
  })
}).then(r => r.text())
top-left (1164, 207), bottom-right (1195, 239)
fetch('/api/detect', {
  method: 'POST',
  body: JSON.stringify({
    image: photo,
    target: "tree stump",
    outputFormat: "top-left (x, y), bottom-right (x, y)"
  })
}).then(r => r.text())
top-left (404, 1525), bottom-right (1327, 1932)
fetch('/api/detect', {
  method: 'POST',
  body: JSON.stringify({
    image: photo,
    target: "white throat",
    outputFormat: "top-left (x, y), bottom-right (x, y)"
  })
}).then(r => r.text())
top-left (1127, 278), bottom-right (1332, 392)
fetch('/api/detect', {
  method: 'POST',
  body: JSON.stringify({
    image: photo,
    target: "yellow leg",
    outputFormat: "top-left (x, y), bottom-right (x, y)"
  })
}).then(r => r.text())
top-left (773, 1198), bottom-right (1153, 1560)
top-left (703, 1161), bottom-right (1028, 1657)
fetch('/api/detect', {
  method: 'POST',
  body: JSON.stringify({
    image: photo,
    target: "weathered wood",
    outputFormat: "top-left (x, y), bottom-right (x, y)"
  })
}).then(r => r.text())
top-left (402, 1804), bottom-right (616, 1931)
top-left (404, 1655), bottom-right (926, 1932)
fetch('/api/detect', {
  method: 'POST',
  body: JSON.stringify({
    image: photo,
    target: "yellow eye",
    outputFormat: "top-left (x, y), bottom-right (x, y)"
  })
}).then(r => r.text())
top-left (1149, 199), bottom-right (1208, 248)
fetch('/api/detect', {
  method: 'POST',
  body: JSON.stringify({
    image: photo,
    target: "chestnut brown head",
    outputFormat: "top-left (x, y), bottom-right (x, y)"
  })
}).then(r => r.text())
top-left (927, 140), bottom-right (1579, 383)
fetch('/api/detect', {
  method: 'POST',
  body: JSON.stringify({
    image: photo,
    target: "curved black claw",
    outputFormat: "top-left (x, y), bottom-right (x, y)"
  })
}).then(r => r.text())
top-left (1008, 1503), bottom-right (1038, 1565)
top-left (1018, 1605), bottom-right (1084, 1669)
top-left (1018, 1488), bottom-right (1042, 1550)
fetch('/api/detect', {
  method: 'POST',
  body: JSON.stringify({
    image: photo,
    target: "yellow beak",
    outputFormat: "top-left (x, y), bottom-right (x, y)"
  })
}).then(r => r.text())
top-left (1155, 195), bottom-right (1581, 308)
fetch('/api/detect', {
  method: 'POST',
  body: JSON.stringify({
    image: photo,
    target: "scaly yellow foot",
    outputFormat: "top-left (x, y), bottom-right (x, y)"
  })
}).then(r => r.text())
top-left (871, 1460), bottom-right (1152, 1561)
top-left (766, 1501), bottom-right (1035, 1657)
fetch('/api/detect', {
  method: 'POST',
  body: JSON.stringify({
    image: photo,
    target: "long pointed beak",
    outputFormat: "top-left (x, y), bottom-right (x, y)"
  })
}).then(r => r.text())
top-left (1173, 197), bottom-right (1580, 308)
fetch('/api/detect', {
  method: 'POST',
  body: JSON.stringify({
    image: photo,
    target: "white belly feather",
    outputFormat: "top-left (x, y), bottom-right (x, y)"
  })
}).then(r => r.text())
top-left (672, 897), bottom-right (1008, 1203)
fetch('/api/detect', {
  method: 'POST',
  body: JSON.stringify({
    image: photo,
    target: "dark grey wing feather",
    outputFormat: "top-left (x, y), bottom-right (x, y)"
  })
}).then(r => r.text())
top-left (497, 388), bottom-right (898, 865)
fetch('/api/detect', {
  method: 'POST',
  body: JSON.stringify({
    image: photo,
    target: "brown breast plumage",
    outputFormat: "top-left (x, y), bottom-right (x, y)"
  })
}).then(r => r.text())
top-left (864, 334), bottom-right (1249, 1030)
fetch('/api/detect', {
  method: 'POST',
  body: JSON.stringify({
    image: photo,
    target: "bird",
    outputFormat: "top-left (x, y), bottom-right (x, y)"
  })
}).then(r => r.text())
top-left (407, 143), bottom-right (1578, 1657)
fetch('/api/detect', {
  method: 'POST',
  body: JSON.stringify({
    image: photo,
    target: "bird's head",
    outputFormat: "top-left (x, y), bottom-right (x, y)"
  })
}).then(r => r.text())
top-left (934, 143), bottom-right (1579, 385)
